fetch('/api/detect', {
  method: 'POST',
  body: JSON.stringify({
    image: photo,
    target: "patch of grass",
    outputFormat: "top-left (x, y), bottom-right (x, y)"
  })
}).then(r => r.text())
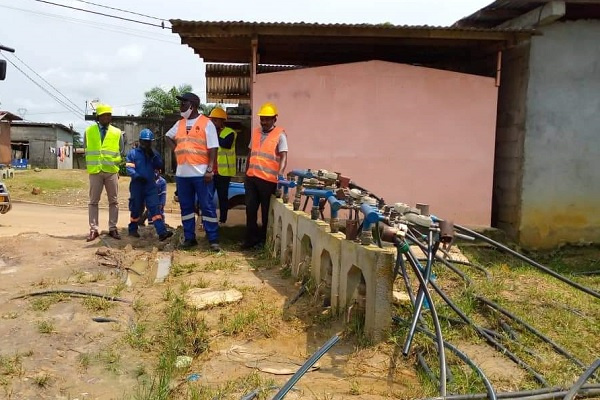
top-left (96, 347), bottom-right (121, 374)
top-left (133, 364), bottom-right (147, 379)
top-left (125, 323), bottom-right (150, 350)
top-left (171, 263), bottom-right (200, 277)
top-left (204, 259), bottom-right (238, 272)
top-left (129, 289), bottom-right (210, 399)
top-left (0, 353), bottom-right (23, 377)
top-left (90, 271), bottom-right (107, 282)
top-left (110, 281), bottom-right (127, 297)
top-left (185, 371), bottom-right (275, 400)
top-left (1, 312), bottom-right (18, 320)
top-left (219, 299), bottom-right (282, 338)
top-left (32, 373), bottom-right (51, 388)
top-left (192, 277), bottom-right (210, 288)
top-left (37, 320), bottom-right (54, 334)
top-left (132, 298), bottom-right (147, 315)
top-left (31, 294), bottom-right (65, 312)
top-left (78, 353), bottom-right (91, 370)
top-left (82, 296), bottom-right (115, 312)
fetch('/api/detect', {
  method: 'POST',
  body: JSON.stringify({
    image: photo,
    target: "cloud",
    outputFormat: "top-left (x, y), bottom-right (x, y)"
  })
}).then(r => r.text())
top-left (116, 44), bottom-right (145, 67)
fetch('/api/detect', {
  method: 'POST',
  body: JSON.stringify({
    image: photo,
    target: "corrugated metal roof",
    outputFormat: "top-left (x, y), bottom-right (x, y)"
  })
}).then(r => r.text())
top-left (0, 111), bottom-right (23, 122)
top-left (171, 19), bottom-right (533, 33)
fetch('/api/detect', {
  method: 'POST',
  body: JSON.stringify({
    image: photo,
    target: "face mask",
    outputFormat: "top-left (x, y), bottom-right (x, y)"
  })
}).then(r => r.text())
top-left (180, 106), bottom-right (193, 119)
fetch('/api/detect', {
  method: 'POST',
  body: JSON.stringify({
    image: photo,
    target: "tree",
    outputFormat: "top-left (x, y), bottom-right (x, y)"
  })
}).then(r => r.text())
top-left (141, 84), bottom-right (193, 118)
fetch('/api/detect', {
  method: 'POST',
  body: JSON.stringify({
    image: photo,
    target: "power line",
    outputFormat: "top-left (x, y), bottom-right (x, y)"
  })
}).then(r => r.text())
top-left (7, 52), bottom-right (85, 114)
top-left (72, 0), bottom-right (166, 22)
top-left (0, 54), bottom-right (82, 119)
top-left (32, 0), bottom-right (171, 30)
top-left (0, 5), bottom-right (179, 45)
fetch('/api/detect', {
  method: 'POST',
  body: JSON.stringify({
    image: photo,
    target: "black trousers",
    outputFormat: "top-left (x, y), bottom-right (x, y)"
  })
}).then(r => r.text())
top-left (214, 174), bottom-right (231, 223)
top-left (244, 176), bottom-right (277, 245)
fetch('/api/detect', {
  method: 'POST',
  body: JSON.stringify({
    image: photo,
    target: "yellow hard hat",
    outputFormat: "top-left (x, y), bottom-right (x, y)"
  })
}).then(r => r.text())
top-left (209, 107), bottom-right (227, 119)
top-left (96, 104), bottom-right (113, 116)
top-left (257, 102), bottom-right (278, 117)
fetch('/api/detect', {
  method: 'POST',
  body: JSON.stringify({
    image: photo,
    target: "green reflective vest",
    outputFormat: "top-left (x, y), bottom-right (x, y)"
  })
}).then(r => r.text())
top-left (85, 124), bottom-right (122, 174)
top-left (217, 127), bottom-right (237, 177)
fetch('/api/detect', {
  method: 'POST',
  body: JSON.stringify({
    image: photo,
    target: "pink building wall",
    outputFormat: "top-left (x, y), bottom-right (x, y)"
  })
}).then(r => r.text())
top-left (253, 61), bottom-right (498, 226)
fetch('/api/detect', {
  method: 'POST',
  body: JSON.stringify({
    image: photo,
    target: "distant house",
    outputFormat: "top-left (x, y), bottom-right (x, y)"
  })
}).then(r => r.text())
top-left (9, 122), bottom-right (78, 169)
top-left (0, 111), bottom-right (23, 166)
top-left (455, 0), bottom-right (600, 248)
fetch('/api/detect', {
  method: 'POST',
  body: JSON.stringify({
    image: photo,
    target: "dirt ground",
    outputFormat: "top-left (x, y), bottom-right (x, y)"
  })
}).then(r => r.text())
top-left (0, 203), bottom-right (422, 400)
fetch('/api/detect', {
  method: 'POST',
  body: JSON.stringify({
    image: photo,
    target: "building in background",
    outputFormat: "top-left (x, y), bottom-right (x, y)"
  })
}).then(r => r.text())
top-left (456, 0), bottom-right (600, 248)
top-left (9, 121), bottom-right (77, 169)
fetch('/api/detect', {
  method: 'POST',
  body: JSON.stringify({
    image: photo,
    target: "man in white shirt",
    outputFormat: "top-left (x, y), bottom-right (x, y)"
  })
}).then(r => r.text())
top-left (166, 92), bottom-right (220, 251)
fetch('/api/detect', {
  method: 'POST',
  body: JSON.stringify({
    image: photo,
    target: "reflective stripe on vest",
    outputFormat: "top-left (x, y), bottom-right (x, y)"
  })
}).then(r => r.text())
top-left (247, 126), bottom-right (283, 183)
top-left (174, 116), bottom-right (210, 165)
top-left (217, 127), bottom-right (237, 177)
top-left (85, 124), bottom-right (122, 174)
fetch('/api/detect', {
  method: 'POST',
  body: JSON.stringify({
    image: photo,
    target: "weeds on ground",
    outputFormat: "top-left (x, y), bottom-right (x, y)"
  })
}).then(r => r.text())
top-left (204, 259), bottom-right (238, 272)
top-left (125, 323), bottom-right (150, 350)
top-left (32, 373), bottom-right (51, 388)
top-left (219, 298), bottom-right (282, 338)
top-left (171, 263), bottom-right (200, 277)
top-left (37, 320), bottom-right (54, 334)
top-left (0, 353), bottom-right (23, 377)
top-left (82, 296), bottom-right (114, 313)
top-left (184, 371), bottom-right (276, 400)
top-left (30, 294), bottom-right (66, 312)
top-left (129, 288), bottom-right (210, 399)
top-left (96, 347), bottom-right (122, 374)
top-left (78, 353), bottom-right (91, 371)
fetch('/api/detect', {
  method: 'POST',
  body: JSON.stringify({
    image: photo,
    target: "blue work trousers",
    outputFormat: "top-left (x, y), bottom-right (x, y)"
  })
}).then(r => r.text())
top-left (128, 180), bottom-right (167, 236)
top-left (176, 176), bottom-right (218, 243)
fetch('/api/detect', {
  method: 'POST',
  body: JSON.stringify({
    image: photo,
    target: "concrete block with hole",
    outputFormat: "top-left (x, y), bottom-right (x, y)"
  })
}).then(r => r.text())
top-left (294, 214), bottom-right (330, 279)
top-left (268, 198), bottom-right (293, 260)
top-left (312, 228), bottom-right (345, 311)
top-left (338, 240), bottom-right (395, 341)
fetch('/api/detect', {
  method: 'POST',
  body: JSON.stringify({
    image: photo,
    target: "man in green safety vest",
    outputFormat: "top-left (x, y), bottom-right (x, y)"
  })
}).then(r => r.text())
top-left (209, 107), bottom-right (237, 224)
top-left (84, 103), bottom-right (124, 242)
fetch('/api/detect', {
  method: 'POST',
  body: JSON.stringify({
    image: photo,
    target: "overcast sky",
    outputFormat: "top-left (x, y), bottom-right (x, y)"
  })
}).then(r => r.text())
top-left (0, 0), bottom-right (491, 133)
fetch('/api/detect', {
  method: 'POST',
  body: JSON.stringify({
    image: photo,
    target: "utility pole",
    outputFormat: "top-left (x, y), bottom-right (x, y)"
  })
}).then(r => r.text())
top-left (0, 44), bottom-right (16, 81)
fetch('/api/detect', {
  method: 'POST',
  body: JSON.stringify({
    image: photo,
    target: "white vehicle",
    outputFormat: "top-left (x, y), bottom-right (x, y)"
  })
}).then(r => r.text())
top-left (0, 181), bottom-right (11, 214)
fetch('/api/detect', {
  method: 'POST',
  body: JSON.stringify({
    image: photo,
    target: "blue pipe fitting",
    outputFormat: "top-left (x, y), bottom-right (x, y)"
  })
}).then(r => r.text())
top-left (327, 195), bottom-right (345, 219)
top-left (360, 203), bottom-right (382, 229)
top-left (290, 169), bottom-right (314, 179)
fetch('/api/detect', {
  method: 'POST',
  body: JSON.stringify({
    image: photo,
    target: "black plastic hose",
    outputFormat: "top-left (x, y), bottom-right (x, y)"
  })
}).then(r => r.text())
top-left (11, 289), bottom-right (132, 303)
top-left (271, 334), bottom-right (340, 400)
top-left (475, 296), bottom-right (586, 370)
top-left (417, 351), bottom-right (439, 384)
top-left (393, 316), bottom-right (497, 400)
top-left (396, 244), bottom-right (416, 306)
top-left (421, 384), bottom-right (600, 400)
top-left (454, 225), bottom-right (600, 300)
top-left (404, 243), bottom-right (447, 396)
top-left (429, 280), bottom-right (548, 386)
top-left (562, 359), bottom-right (600, 400)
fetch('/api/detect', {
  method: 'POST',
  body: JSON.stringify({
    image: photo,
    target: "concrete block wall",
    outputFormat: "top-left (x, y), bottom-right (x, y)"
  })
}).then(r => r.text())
top-left (270, 197), bottom-right (396, 341)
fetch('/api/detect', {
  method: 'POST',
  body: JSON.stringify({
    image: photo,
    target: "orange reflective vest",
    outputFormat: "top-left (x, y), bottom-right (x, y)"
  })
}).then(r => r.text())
top-left (174, 116), bottom-right (209, 165)
top-left (247, 126), bottom-right (284, 183)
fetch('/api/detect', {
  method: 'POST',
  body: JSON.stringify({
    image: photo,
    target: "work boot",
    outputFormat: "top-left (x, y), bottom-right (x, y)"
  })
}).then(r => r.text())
top-left (159, 231), bottom-right (174, 241)
top-left (179, 239), bottom-right (198, 250)
top-left (128, 231), bottom-right (140, 238)
top-left (86, 230), bottom-right (99, 242)
top-left (108, 230), bottom-right (122, 240)
top-left (209, 242), bottom-right (221, 252)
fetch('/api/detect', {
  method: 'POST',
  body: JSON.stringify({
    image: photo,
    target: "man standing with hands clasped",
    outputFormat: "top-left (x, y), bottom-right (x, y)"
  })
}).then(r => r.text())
top-left (242, 102), bottom-right (288, 250)
top-left (166, 92), bottom-right (220, 251)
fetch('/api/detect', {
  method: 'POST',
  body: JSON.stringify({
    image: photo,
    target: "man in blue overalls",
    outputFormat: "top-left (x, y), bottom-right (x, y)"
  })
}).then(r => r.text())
top-left (125, 129), bottom-right (173, 241)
